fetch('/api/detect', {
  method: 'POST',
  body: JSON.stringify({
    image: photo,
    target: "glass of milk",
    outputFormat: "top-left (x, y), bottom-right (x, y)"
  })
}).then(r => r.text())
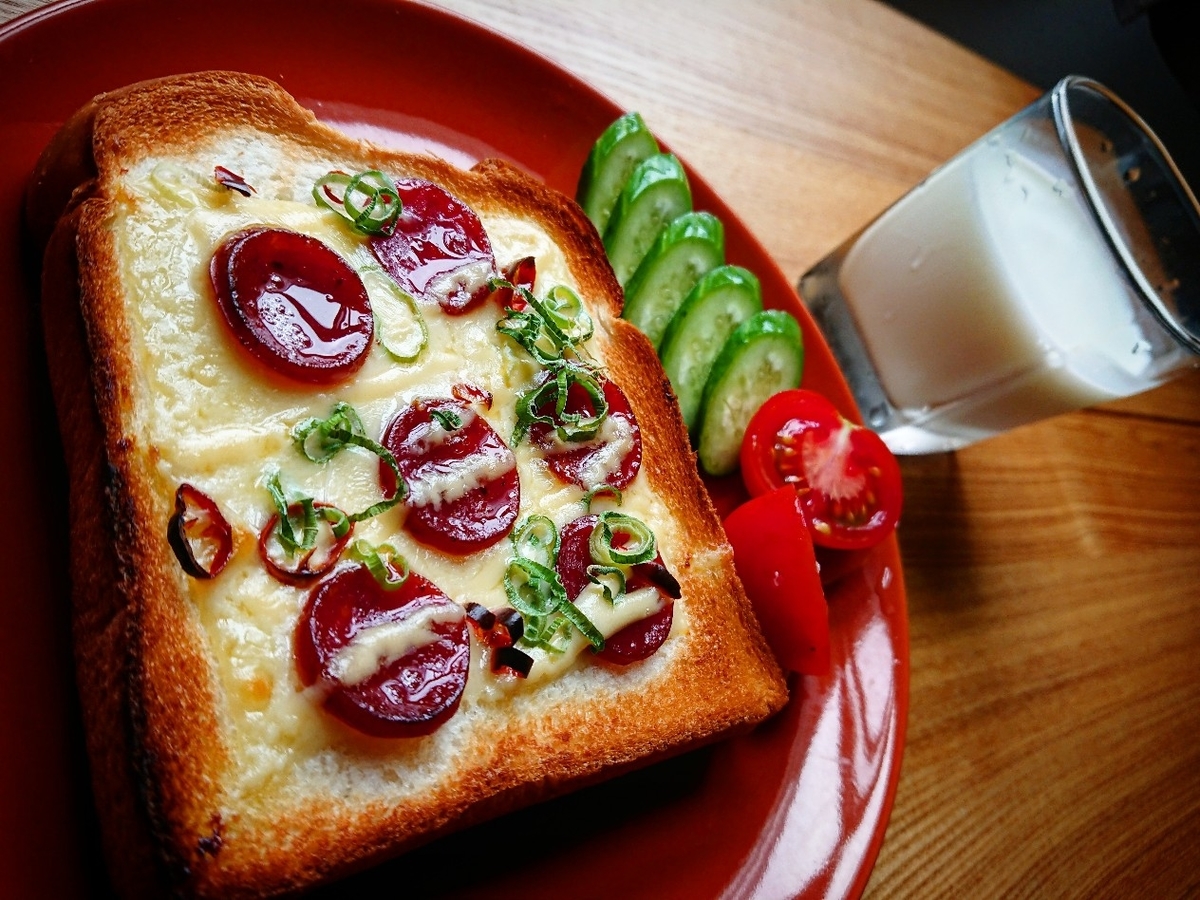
top-left (800, 76), bottom-right (1200, 454)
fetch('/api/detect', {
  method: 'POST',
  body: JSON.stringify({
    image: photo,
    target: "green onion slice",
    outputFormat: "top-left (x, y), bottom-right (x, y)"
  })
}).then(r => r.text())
top-left (510, 514), bottom-right (558, 569)
top-left (586, 564), bottom-right (626, 605)
top-left (291, 402), bottom-right (408, 520)
top-left (321, 505), bottom-right (352, 539)
top-left (361, 268), bottom-right (428, 363)
top-left (520, 614), bottom-right (573, 654)
top-left (313, 169), bottom-right (402, 236)
top-left (504, 556), bottom-right (605, 652)
top-left (430, 408), bottom-right (462, 432)
top-left (348, 539), bottom-right (411, 591)
top-left (496, 306), bottom-right (565, 367)
top-left (263, 469), bottom-right (316, 555)
top-left (531, 284), bottom-right (594, 345)
top-left (590, 511), bottom-right (656, 566)
top-left (582, 484), bottom-right (623, 511)
top-left (513, 364), bottom-right (609, 445)
top-left (493, 277), bottom-right (596, 367)
top-left (294, 401), bottom-right (366, 463)
top-left (261, 471), bottom-right (352, 554)
top-left (504, 557), bottom-right (563, 618)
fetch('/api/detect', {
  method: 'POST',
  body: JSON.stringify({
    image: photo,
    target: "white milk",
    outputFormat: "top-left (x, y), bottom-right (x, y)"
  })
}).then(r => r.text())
top-left (835, 134), bottom-right (1173, 449)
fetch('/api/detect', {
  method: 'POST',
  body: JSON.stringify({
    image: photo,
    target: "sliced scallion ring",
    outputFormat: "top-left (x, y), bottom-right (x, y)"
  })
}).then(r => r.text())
top-left (261, 470), bottom-right (355, 555)
top-left (430, 408), bottom-right (462, 432)
top-left (313, 169), bottom-right (402, 236)
top-left (496, 306), bottom-right (565, 367)
top-left (290, 402), bottom-right (408, 519)
top-left (348, 539), bottom-right (410, 590)
top-left (513, 363), bottom-right (609, 445)
top-left (586, 564), bottom-right (626, 605)
top-left (263, 469), bottom-right (317, 555)
top-left (510, 515), bottom-right (558, 569)
top-left (557, 600), bottom-right (605, 651)
top-left (321, 505), bottom-right (352, 540)
top-left (493, 276), bottom-right (597, 367)
top-left (503, 557), bottom-right (564, 619)
top-left (314, 171), bottom-right (352, 207)
top-left (503, 557), bottom-right (605, 652)
top-left (521, 614), bottom-right (572, 654)
top-left (582, 484), bottom-right (623, 511)
top-left (534, 284), bottom-right (594, 345)
top-left (362, 268), bottom-right (428, 363)
top-left (294, 401), bottom-right (366, 463)
top-left (590, 511), bottom-right (656, 566)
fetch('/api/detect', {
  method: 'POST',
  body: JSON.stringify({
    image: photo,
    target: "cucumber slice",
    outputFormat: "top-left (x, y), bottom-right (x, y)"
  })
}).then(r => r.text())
top-left (622, 211), bottom-right (725, 349)
top-left (576, 112), bottom-right (660, 237)
top-left (659, 265), bottom-right (763, 435)
top-left (696, 309), bottom-right (805, 476)
top-left (602, 153), bottom-right (692, 286)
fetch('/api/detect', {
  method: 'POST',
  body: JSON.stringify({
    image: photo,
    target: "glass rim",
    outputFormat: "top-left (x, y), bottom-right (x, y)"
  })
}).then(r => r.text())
top-left (1051, 74), bottom-right (1200, 355)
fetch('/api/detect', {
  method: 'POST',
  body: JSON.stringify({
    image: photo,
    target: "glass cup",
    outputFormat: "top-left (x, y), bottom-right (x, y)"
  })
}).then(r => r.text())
top-left (799, 75), bottom-right (1200, 454)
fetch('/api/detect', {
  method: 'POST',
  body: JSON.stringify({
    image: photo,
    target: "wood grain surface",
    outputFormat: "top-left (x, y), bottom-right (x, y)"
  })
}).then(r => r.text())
top-left (4, 0), bottom-right (1199, 897)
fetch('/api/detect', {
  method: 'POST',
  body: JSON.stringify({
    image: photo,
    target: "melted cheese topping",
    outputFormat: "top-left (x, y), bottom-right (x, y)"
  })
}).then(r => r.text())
top-left (406, 448), bottom-right (515, 509)
top-left (327, 603), bottom-right (463, 686)
top-left (115, 141), bottom-right (687, 803)
top-left (428, 256), bottom-right (494, 306)
top-left (549, 413), bottom-right (636, 486)
top-left (523, 586), bottom-right (665, 684)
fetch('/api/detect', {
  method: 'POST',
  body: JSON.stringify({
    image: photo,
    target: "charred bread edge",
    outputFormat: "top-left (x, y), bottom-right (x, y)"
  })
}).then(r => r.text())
top-left (29, 71), bottom-right (787, 898)
top-left (41, 207), bottom-right (174, 899)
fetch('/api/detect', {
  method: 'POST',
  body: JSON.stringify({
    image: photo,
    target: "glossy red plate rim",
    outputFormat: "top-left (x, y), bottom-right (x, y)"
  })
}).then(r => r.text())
top-left (0, 1), bottom-right (909, 898)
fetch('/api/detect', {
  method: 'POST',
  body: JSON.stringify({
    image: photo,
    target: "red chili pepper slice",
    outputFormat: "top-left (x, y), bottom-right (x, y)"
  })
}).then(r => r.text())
top-left (213, 165), bottom-right (255, 197)
top-left (451, 382), bottom-right (494, 410)
top-left (257, 501), bottom-right (354, 585)
top-left (167, 483), bottom-right (234, 579)
top-left (490, 255), bottom-right (537, 311)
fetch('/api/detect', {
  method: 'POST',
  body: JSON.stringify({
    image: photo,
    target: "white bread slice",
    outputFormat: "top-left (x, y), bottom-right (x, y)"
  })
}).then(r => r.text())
top-left (28, 71), bottom-right (787, 898)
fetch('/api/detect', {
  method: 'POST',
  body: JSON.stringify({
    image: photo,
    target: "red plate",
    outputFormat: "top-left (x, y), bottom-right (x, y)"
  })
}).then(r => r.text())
top-left (0, 2), bottom-right (908, 897)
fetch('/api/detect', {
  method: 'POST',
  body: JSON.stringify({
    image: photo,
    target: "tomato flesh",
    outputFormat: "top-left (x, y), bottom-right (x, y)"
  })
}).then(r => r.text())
top-left (723, 487), bottom-right (829, 675)
top-left (741, 389), bottom-right (902, 550)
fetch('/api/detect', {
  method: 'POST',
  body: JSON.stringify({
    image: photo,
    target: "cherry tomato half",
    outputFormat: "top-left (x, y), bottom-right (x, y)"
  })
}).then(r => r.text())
top-left (724, 486), bottom-right (829, 675)
top-left (740, 389), bottom-right (902, 551)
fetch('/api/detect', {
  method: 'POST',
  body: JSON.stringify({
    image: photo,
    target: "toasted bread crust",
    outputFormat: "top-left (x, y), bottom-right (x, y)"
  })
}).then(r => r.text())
top-left (30, 72), bottom-right (786, 898)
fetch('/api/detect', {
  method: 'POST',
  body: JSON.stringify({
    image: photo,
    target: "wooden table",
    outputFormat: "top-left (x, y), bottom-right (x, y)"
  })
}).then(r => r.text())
top-left (4, 0), bottom-right (1199, 896)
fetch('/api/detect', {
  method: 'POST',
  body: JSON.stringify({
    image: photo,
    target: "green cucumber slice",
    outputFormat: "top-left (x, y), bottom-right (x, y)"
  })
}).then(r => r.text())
top-left (659, 265), bottom-right (763, 435)
top-left (576, 112), bottom-right (660, 237)
top-left (696, 309), bottom-right (805, 476)
top-left (622, 211), bottom-right (725, 349)
top-left (602, 153), bottom-right (692, 286)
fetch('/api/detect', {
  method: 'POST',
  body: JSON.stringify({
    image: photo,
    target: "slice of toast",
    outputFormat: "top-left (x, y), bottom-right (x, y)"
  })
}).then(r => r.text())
top-left (28, 71), bottom-right (787, 898)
